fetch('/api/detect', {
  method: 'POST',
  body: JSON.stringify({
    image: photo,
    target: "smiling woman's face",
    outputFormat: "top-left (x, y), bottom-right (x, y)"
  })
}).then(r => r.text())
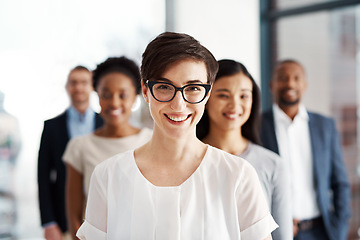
top-left (97, 72), bottom-right (137, 127)
top-left (206, 72), bottom-right (253, 132)
top-left (142, 59), bottom-right (209, 139)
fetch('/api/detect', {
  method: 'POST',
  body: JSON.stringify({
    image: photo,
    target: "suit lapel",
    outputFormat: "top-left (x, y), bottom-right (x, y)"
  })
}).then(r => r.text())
top-left (266, 110), bottom-right (280, 154)
top-left (308, 112), bottom-right (321, 187)
top-left (58, 111), bottom-right (70, 143)
top-left (95, 113), bottom-right (103, 129)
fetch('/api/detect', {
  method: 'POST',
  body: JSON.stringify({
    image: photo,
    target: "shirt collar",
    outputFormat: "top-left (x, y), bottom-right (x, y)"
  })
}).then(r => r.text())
top-left (67, 106), bottom-right (94, 122)
top-left (273, 103), bottom-right (309, 124)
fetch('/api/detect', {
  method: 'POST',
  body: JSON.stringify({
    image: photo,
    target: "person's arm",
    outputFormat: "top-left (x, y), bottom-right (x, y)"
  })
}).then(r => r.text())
top-left (66, 164), bottom-right (84, 240)
top-left (76, 166), bottom-right (107, 240)
top-left (329, 119), bottom-right (351, 239)
top-left (37, 122), bottom-right (58, 232)
top-left (44, 223), bottom-right (63, 240)
top-left (270, 156), bottom-right (293, 240)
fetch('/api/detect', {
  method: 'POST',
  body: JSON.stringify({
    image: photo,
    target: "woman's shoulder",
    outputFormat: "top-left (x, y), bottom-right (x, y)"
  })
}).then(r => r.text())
top-left (68, 133), bottom-right (94, 144)
top-left (206, 145), bottom-right (257, 176)
top-left (66, 133), bottom-right (96, 152)
top-left (248, 143), bottom-right (281, 161)
top-left (94, 150), bottom-right (135, 175)
top-left (247, 143), bottom-right (287, 175)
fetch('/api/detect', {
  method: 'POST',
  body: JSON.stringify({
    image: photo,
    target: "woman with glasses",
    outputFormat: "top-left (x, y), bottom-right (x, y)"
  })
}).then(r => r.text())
top-left (77, 33), bottom-right (277, 240)
top-left (63, 57), bottom-right (152, 239)
top-left (197, 59), bottom-right (292, 240)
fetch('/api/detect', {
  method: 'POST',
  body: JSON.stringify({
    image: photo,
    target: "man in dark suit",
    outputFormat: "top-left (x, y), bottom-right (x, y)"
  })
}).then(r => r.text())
top-left (38, 66), bottom-right (103, 240)
top-left (260, 59), bottom-right (351, 240)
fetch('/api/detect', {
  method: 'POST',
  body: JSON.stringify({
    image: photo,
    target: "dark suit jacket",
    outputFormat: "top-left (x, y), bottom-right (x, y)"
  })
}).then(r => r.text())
top-left (260, 109), bottom-right (351, 240)
top-left (37, 110), bottom-right (103, 232)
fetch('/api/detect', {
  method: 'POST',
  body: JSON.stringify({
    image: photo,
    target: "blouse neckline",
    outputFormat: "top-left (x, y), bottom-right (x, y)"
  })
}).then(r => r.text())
top-left (90, 128), bottom-right (148, 141)
top-left (131, 145), bottom-right (211, 189)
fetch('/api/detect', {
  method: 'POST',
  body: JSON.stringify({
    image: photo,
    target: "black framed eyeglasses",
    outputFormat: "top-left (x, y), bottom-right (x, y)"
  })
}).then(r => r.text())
top-left (146, 80), bottom-right (211, 104)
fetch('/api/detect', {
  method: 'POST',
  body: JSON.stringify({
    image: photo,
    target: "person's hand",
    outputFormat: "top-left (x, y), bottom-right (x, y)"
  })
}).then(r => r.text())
top-left (293, 218), bottom-right (300, 237)
top-left (44, 224), bottom-right (63, 240)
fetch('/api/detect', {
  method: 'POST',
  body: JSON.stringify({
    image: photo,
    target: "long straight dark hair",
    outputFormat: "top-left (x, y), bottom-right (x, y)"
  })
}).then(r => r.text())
top-left (196, 59), bottom-right (262, 145)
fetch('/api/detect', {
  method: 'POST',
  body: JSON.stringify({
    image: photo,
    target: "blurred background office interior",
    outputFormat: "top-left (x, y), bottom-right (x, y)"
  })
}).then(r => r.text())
top-left (0, 0), bottom-right (359, 239)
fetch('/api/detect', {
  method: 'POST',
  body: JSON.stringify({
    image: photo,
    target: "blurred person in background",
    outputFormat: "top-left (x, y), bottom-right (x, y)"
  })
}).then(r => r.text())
top-left (0, 90), bottom-right (21, 166)
top-left (260, 59), bottom-right (351, 240)
top-left (0, 90), bottom-right (21, 238)
top-left (197, 59), bottom-right (292, 240)
top-left (63, 57), bottom-right (152, 240)
top-left (37, 66), bottom-right (103, 240)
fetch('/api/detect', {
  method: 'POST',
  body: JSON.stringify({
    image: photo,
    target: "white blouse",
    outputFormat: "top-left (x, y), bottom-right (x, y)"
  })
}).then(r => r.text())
top-left (77, 146), bottom-right (278, 240)
top-left (63, 128), bottom-right (152, 195)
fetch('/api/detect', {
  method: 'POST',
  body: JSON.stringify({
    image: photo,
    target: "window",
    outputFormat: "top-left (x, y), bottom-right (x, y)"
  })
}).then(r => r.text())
top-left (261, 1), bottom-right (360, 238)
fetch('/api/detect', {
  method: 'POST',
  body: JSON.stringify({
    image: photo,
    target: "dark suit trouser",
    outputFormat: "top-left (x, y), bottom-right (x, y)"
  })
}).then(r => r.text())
top-left (294, 221), bottom-right (329, 240)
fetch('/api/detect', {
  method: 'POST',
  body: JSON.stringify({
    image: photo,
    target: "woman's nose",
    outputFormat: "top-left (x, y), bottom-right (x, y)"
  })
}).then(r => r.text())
top-left (110, 96), bottom-right (121, 107)
top-left (170, 90), bottom-right (186, 111)
top-left (228, 97), bottom-right (242, 113)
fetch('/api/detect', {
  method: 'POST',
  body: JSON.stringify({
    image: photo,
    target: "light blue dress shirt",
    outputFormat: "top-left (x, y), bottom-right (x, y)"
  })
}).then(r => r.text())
top-left (67, 106), bottom-right (96, 139)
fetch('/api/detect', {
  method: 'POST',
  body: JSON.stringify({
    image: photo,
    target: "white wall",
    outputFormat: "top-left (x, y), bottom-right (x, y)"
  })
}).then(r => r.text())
top-left (171, 0), bottom-right (261, 84)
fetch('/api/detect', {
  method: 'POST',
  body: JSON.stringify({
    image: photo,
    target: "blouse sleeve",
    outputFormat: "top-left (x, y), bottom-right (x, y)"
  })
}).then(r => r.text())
top-left (63, 137), bottom-right (83, 173)
top-left (77, 165), bottom-right (108, 239)
top-left (236, 162), bottom-right (278, 240)
top-left (76, 220), bottom-right (106, 240)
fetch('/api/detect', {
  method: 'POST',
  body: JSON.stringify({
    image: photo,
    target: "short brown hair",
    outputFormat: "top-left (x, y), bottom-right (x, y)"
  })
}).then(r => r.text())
top-left (141, 32), bottom-right (218, 84)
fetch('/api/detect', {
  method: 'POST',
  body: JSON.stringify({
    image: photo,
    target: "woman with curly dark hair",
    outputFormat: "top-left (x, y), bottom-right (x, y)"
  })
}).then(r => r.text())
top-left (63, 56), bottom-right (152, 239)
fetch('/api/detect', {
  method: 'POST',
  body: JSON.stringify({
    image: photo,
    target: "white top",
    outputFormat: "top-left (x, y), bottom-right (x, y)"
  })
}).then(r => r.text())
top-left (77, 145), bottom-right (278, 240)
top-left (63, 128), bottom-right (153, 195)
top-left (240, 142), bottom-right (292, 240)
top-left (273, 104), bottom-right (320, 219)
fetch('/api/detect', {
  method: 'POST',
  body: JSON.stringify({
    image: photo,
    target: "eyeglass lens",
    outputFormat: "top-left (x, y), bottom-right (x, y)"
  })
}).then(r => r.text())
top-left (152, 82), bottom-right (207, 103)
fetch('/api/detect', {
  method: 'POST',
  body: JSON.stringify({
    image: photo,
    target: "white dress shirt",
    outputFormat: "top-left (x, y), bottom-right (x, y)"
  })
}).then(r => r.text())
top-left (273, 104), bottom-right (320, 220)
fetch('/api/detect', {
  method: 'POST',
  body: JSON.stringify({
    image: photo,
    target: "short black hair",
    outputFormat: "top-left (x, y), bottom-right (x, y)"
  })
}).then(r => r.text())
top-left (93, 56), bottom-right (141, 94)
top-left (141, 32), bottom-right (218, 85)
top-left (273, 59), bottom-right (305, 77)
top-left (197, 59), bottom-right (261, 145)
top-left (71, 65), bottom-right (90, 72)
top-left (67, 65), bottom-right (90, 80)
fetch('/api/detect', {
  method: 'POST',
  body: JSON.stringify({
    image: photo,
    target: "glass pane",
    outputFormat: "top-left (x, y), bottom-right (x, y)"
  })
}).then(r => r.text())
top-left (275, 5), bottom-right (360, 239)
top-left (273, 0), bottom-right (339, 10)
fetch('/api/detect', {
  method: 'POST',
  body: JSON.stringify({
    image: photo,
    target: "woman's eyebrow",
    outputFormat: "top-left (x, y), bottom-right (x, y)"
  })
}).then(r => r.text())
top-left (157, 78), bottom-right (204, 85)
top-left (215, 88), bottom-right (230, 92)
top-left (215, 88), bottom-right (252, 92)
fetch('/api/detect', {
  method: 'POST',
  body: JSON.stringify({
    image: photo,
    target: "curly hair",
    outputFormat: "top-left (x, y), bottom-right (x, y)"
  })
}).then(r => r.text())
top-left (92, 56), bottom-right (141, 94)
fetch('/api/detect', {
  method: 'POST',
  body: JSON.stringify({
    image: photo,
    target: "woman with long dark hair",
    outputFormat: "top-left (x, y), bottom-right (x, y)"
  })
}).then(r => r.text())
top-left (197, 59), bottom-right (292, 240)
